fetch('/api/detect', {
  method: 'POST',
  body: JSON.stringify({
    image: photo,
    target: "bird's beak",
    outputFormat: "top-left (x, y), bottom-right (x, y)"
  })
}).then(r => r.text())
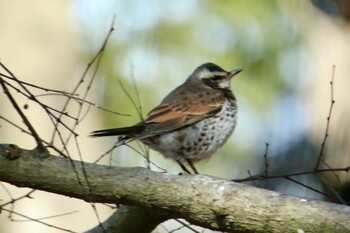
top-left (227, 68), bottom-right (243, 79)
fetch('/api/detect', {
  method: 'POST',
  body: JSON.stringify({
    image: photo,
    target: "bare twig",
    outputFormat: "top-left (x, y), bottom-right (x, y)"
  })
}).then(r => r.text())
top-left (0, 72), bottom-right (78, 96)
top-left (117, 78), bottom-right (143, 119)
top-left (318, 159), bottom-right (343, 189)
top-left (0, 115), bottom-right (31, 135)
top-left (0, 116), bottom-right (71, 157)
top-left (246, 169), bottom-right (258, 186)
top-left (129, 60), bottom-right (144, 119)
top-left (50, 16), bottom-right (116, 145)
top-left (0, 17), bottom-right (116, 233)
top-left (0, 72), bottom-right (102, 129)
top-left (13, 211), bottom-right (79, 222)
top-left (128, 61), bottom-right (152, 169)
top-left (320, 177), bottom-right (346, 205)
top-left (93, 142), bottom-right (120, 164)
top-left (0, 63), bottom-right (78, 136)
top-left (263, 143), bottom-right (269, 177)
top-left (1, 208), bottom-right (75, 233)
top-left (123, 144), bottom-right (167, 172)
top-left (1, 78), bottom-right (77, 120)
top-left (173, 219), bottom-right (201, 233)
top-left (233, 166), bottom-right (350, 183)
top-left (35, 93), bottom-right (129, 116)
top-left (314, 65), bottom-right (336, 170)
top-left (0, 78), bottom-right (46, 152)
top-left (68, 18), bottom-right (117, 233)
top-left (0, 189), bottom-right (35, 208)
top-left (282, 176), bottom-right (341, 203)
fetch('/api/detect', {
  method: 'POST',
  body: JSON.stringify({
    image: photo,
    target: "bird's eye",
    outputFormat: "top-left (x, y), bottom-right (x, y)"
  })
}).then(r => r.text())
top-left (211, 76), bottom-right (224, 81)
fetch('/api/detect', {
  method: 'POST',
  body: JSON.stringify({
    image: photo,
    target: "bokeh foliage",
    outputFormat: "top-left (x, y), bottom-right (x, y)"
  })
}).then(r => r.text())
top-left (84, 0), bottom-right (302, 175)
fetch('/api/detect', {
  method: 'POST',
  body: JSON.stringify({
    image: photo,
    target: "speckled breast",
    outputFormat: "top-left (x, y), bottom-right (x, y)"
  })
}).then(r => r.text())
top-left (142, 99), bottom-right (237, 162)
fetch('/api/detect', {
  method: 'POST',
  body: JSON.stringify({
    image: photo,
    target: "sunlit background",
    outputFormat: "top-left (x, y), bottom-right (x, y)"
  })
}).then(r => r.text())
top-left (1, 0), bottom-right (349, 232)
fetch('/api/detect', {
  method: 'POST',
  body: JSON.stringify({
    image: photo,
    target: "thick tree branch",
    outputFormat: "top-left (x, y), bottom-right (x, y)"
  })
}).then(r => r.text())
top-left (85, 206), bottom-right (169, 233)
top-left (0, 144), bottom-right (349, 233)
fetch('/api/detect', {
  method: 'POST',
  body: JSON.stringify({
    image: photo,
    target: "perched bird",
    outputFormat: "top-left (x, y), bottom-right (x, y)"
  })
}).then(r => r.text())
top-left (90, 63), bottom-right (242, 173)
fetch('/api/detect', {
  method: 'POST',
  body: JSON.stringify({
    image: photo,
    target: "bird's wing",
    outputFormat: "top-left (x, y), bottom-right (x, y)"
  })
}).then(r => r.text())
top-left (141, 91), bottom-right (224, 136)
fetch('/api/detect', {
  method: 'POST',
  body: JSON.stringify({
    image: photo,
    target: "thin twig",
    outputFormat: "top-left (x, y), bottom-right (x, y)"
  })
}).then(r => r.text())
top-left (13, 211), bottom-right (79, 222)
top-left (0, 63), bottom-right (78, 136)
top-left (0, 182), bottom-right (12, 200)
top-left (233, 166), bottom-right (350, 183)
top-left (320, 177), bottom-right (346, 205)
top-left (93, 142), bottom-right (120, 164)
top-left (128, 61), bottom-right (152, 169)
top-left (314, 65), bottom-right (336, 170)
top-left (117, 78), bottom-right (142, 118)
top-left (69, 18), bottom-right (117, 233)
top-left (1, 78), bottom-right (78, 121)
top-left (283, 176), bottom-right (340, 203)
top-left (0, 78), bottom-right (46, 152)
top-left (0, 115), bottom-right (32, 135)
top-left (0, 189), bottom-right (35, 208)
top-left (124, 143), bottom-right (167, 172)
top-left (0, 72), bottom-right (78, 96)
top-left (246, 169), bottom-right (258, 186)
top-left (0, 115), bottom-right (70, 157)
top-left (173, 219), bottom-right (201, 233)
top-left (2, 208), bottom-right (76, 233)
top-left (129, 60), bottom-right (143, 119)
top-left (318, 159), bottom-right (342, 189)
top-left (50, 16), bottom-right (116, 144)
top-left (34, 93), bottom-right (129, 116)
top-left (263, 143), bottom-right (269, 177)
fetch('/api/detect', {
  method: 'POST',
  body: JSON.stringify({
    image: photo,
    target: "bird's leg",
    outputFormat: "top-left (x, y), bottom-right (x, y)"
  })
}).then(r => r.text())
top-left (186, 159), bottom-right (199, 174)
top-left (177, 160), bottom-right (192, 174)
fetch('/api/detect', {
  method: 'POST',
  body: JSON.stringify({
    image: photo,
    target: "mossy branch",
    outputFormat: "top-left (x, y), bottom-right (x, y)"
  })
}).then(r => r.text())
top-left (0, 144), bottom-right (349, 233)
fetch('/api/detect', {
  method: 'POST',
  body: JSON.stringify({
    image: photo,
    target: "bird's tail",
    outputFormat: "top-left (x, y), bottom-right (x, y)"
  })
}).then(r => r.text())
top-left (89, 125), bottom-right (144, 137)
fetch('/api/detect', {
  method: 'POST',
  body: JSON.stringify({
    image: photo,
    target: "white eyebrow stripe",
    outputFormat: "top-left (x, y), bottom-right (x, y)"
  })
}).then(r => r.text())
top-left (211, 71), bottom-right (227, 76)
top-left (198, 70), bottom-right (227, 79)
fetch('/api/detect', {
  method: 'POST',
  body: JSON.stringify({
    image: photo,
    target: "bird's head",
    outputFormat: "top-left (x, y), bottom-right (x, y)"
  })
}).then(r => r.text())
top-left (190, 62), bottom-right (242, 89)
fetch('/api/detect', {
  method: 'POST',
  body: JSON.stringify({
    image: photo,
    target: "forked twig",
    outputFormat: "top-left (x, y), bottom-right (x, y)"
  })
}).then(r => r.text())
top-left (0, 63), bottom-right (78, 136)
top-left (0, 72), bottom-right (78, 96)
top-left (0, 188), bottom-right (35, 208)
top-left (35, 93), bottom-right (128, 116)
top-left (0, 78), bottom-right (46, 152)
top-left (1, 208), bottom-right (75, 233)
top-left (50, 16), bottom-right (116, 145)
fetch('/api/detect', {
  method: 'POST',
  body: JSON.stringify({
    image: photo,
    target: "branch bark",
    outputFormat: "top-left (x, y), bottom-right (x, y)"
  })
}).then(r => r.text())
top-left (0, 144), bottom-right (349, 233)
top-left (85, 206), bottom-right (169, 233)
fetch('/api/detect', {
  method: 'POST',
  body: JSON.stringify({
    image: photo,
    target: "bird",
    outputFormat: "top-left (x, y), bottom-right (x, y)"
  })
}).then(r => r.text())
top-left (90, 62), bottom-right (242, 174)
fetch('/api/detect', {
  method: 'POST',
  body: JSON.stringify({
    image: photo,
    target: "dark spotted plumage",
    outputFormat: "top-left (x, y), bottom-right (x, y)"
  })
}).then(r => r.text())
top-left (91, 62), bottom-right (243, 173)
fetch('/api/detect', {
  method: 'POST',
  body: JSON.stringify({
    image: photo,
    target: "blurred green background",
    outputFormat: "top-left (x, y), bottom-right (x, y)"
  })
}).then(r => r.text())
top-left (73, 0), bottom-right (350, 202)
top-left (78, 1), bottom-right (303, 175)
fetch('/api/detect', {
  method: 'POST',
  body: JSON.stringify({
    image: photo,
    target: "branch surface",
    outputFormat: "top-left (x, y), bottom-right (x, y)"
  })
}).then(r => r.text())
top-left (85, 206), bottom-right (169, 233)
top-left (0, 144), bottom-right (349, 233)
